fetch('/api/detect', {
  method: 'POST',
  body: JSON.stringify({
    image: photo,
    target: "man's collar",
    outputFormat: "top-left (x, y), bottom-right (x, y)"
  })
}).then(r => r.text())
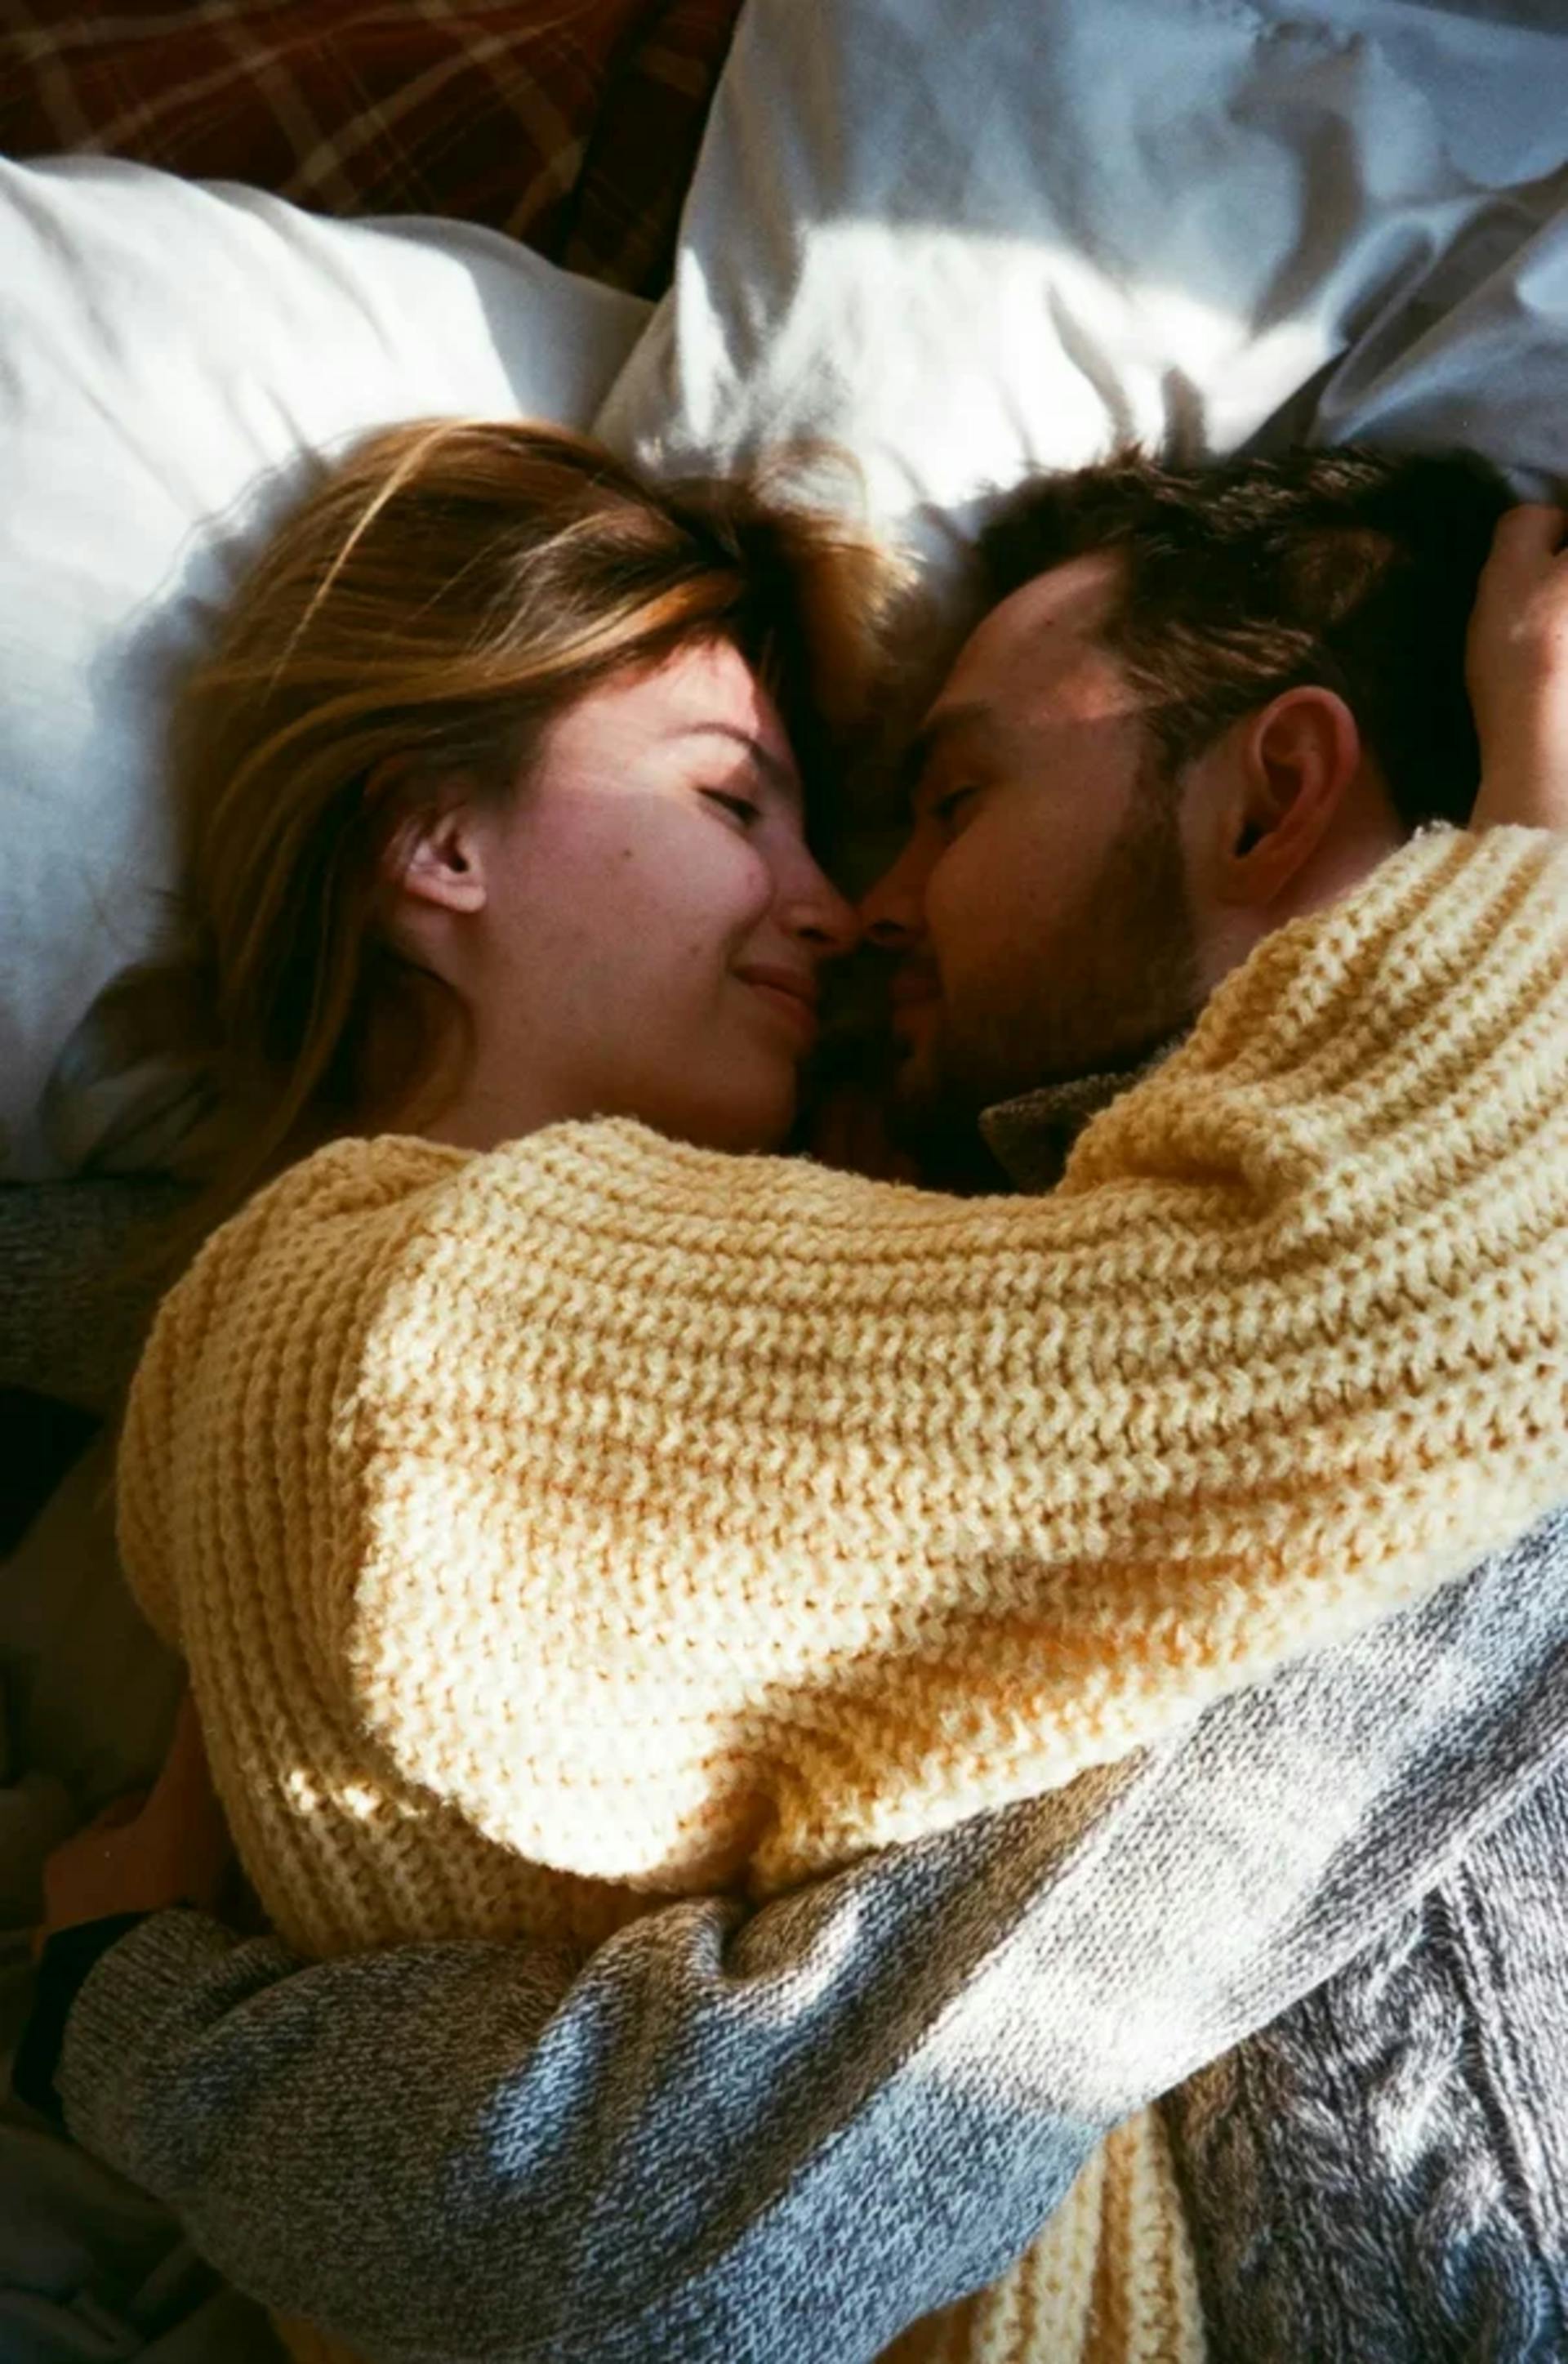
top-left (979, 1035), bottom-right (1187, 1193)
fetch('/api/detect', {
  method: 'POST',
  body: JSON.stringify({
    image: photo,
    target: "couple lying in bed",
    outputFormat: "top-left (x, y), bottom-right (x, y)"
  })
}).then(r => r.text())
top-left (20, 425), bottom-right (1568, 2363)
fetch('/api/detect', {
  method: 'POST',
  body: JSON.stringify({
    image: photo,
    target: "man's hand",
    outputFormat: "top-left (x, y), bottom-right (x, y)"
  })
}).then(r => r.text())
top-left (1467, 501), bottom-right (1568, 833)
top-left (38, 1693), bottom-right (236, 1946)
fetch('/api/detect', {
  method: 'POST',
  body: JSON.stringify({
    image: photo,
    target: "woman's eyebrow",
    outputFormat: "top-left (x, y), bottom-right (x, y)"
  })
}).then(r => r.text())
top-left (670, 722), bottom-right (802, 805)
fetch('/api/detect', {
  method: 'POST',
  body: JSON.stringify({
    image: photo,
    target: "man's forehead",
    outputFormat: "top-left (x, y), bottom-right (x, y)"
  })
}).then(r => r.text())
top-left (940, 549), bottom-right (1127, 716)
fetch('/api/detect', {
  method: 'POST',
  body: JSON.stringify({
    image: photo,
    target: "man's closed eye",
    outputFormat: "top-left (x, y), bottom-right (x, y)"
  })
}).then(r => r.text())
top-left (931, 786), bottom-right (980, 837)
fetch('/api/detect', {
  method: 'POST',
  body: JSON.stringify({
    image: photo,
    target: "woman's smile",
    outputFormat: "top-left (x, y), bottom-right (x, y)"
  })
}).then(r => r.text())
top-left (735, 963), bottom-right (821, 1044)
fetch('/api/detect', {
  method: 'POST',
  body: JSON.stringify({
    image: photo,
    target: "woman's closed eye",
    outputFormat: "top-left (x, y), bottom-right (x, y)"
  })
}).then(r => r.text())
top-left (702, 788), bottom-right (764, 827)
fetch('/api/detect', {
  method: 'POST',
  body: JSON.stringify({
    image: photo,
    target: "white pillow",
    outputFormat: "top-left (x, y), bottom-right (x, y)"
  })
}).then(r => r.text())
top-left (598, 0), bottom-right (1568, 573)
top-left (0, 158), bottom-right (650, 1180)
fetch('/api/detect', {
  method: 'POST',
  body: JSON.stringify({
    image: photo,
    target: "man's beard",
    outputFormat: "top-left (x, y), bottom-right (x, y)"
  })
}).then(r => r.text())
top-left (890, 760), bottom-right (1202, 1166)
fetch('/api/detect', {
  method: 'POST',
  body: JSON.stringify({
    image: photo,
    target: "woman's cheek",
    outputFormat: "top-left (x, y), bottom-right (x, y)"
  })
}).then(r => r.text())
top-left (697, 829), bottom-right (777, 933)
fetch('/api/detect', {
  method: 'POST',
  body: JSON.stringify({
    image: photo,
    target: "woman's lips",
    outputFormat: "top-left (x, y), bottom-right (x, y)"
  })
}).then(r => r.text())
top-left (742, 975), bottom-right (821, 1042)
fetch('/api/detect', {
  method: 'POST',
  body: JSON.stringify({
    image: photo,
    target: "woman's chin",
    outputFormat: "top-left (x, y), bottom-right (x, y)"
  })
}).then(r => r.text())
top-left (670, 1070), bottom-right (799, 1157)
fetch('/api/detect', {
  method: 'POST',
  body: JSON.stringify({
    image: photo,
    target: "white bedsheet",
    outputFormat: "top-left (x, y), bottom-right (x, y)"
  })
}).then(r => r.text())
top-left (599, 0), bottom-right (1568, 597)
top-left (0, 2087), bottom-right (282, 2363)
top-left (10, 2), bottom-right (1568, 2349)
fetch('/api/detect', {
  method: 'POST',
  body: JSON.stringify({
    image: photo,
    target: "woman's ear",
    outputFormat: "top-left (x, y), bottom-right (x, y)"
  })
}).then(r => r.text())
top-left (1206, 685), bottom-right (1365, 908)
top-left (373, 761), bottom-right (489, 916)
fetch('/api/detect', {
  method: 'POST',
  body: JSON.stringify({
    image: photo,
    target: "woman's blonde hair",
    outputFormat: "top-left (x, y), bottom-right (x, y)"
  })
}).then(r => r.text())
top-left (84, 417), bottom-right (901, 1238)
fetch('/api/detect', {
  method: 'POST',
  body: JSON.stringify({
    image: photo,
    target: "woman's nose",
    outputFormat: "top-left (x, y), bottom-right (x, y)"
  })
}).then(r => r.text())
top-left (856, 842), bottom-right (925, 950)
top-left (789, 859), bottom-right (862, 955)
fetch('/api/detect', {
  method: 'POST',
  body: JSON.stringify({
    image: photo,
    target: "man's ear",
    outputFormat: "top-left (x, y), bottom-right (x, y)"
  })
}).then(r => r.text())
top-left (373, 761), bottom-right (489, 917)
top-left (1206, 685), bottom-right (1365, 908)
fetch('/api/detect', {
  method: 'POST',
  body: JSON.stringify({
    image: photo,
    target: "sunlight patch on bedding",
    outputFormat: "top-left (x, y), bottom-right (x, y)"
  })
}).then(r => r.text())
top-left (658, 221), bottom-right (1332, 587)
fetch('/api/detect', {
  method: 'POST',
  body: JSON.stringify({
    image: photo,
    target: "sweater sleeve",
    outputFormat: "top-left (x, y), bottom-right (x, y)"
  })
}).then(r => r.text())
top-left (127, 823), bottom-right (1563, 1915)
top-left (59, 1507), bottom-right (1568, 2364)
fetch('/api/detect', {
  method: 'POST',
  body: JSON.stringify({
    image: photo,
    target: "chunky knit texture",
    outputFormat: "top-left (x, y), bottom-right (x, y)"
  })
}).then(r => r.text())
top-left (117, 824), bottom-right (1568, 2364)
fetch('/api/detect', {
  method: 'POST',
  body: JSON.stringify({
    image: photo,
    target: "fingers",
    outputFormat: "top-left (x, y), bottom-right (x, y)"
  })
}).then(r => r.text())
top-left (1485, 502), bottom-right (1568, 576)
top-left (90, 1792), bottom-right (151, 1833)
top-left (170, 1688), bottom-right (211, 1774)
top-left (1468, 501), bottom-right (1568, 835)
top-left (144, 1690), bottom-right (215, 1818)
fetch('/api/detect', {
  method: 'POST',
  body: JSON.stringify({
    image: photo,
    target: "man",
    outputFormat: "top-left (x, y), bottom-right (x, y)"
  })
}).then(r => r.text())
top-left (858, 444), bottom-right (1568, 2358)
top-left (14, 447), bottom-right (1568, 2364)
top-left (864, 444), bottom-right (1504, 1179)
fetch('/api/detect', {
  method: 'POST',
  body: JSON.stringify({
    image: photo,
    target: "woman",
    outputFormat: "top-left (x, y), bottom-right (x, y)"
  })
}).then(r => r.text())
top-left (24, 429), bottom-right (1568, 2364)
top-left (100, 417), bottom-right (894, 1225)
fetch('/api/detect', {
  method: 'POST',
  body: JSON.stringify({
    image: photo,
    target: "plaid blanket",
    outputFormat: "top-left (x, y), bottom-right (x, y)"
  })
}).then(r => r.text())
top-left (0, 0), bottom-right (742, 292)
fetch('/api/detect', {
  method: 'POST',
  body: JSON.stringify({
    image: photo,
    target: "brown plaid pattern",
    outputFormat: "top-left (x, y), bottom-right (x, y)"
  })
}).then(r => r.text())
top-left (0, 0), bottom-right (743, 293)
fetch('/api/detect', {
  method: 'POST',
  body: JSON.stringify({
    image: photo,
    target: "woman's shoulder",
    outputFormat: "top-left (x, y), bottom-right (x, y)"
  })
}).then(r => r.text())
top-left (247, 1129), bottom-right (474, 1229)
top-left (163, 1131), bottom-right (470, 1294)
top-left (129, 1132), bottom-right (474, 1410)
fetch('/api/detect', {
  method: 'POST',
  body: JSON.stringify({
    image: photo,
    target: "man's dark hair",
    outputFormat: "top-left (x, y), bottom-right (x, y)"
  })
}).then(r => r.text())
top-left (975, 444), bottom-right (1515, 830)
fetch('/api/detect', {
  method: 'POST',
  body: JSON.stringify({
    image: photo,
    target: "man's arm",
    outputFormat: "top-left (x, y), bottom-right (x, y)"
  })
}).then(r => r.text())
top-left (55, 1509), bottom-right (1568, 2364)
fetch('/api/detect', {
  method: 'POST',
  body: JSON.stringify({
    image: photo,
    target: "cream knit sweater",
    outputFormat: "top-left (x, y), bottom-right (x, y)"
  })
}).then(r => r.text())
top-left (118, 826), bottom-right (1568, 2364)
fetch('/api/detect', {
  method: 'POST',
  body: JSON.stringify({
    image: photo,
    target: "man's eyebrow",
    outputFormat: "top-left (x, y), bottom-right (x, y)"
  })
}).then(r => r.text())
top-left (670, 723), bottom-right (801, 805)
top-left (900, 703), bottom-right (995, 812)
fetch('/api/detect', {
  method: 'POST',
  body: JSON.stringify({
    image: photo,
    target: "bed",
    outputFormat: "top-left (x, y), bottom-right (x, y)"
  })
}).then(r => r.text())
top-left (3, 0), bottom-right (1567, 2354)
top-left (0, 7), bottom-right (739, 2353)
